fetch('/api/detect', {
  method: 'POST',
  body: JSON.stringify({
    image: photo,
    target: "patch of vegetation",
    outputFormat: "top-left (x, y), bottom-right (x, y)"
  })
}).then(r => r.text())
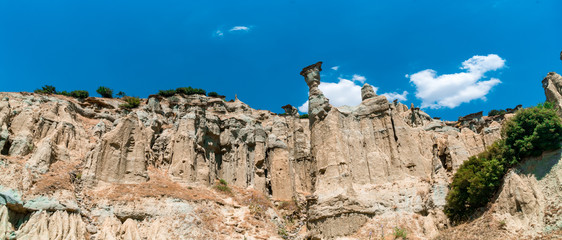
top-left (69, 90), bottom-right (89, 99)
top-left (393, 227), bottom-right (407, 239)
top-left (34, 85), bottom-right (89, 99)
top-left (249, 202), bottom-right (265, 217)
top-left (488, 109), bottom-right (507, 116)
top-left (158, 89), bottom-right (176, 97)
top-left (299, 113), bottom-right (309, 119)
top-left (96, 86), bottom-right (113, 98)
top-left (116, 91), bottom-right (126, 98)
top-left (445, 102), bottom-right (562, 222)
top-left (175, 87), bottom-right (206, 96)
top-left (214, 178), bottom-right (231, 193)
top-left (278, 227), bottom-right (289, 239)
top-left (120, 96), bottom-right (141, 109)
top-left (34, 85), bottom-right (57, 94)
top-left (208, 91), bottom-right (219, 97)
top-left (157, 87), bottom-right (208, 97)
top-left (502, 102), bottom-right (562, 163)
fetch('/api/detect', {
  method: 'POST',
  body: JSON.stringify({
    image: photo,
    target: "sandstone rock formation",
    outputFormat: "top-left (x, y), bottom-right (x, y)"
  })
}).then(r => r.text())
top-left (543, 72), bottom-right (562, 116)
top-left (1, 68), bottom-right (558, 239)
top-left (301, 63), bottom-right (503, 239)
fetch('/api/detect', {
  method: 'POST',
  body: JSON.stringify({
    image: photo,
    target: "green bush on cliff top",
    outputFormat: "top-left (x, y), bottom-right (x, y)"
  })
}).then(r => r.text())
top-left (445, 102), bottom-right (562, 222)
top-left (96, 86), bottom-right (113, 98)
top-left (120, 96), bottom-right (141, 109)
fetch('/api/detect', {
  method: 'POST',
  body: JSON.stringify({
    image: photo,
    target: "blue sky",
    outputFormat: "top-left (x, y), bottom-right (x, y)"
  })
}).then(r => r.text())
top-left (0, 0), bottom-right (560, 120)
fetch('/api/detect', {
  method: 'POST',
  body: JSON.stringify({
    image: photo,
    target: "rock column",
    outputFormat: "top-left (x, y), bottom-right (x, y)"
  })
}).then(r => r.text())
top-left (300, 62), bottom-right (331, 125)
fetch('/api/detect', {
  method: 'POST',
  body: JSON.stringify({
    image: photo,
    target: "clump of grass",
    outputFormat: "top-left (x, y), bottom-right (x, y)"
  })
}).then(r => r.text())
top-left (214, 178), bottom-right (231, 193)
top-left (120, 96), bottom-right (141, 109)
top-left (393, 227), bottom-right (407, 239)
top-left (278, 227), bottom-right (289, 239)
top-left (498, 220), bottom-right (506, 229)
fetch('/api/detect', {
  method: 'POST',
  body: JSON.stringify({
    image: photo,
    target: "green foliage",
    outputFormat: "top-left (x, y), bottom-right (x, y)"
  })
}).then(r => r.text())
top-left (445, 103), bottom-right (562, 222)
top-left (299, 114), bottom-right (309, 119)
top-left (157, 87), bottom-right (207, 98)
top-left (176, 87), bottom-right (206, 96)
top-left (116, 91), bottom-right (126, 98)
top-left (278, 227), bottom-right (289, 239)
top-left (70, 90), bottom-right (89, 99)
top-left (96, 86), bottom-right (113, 98)
top-left (214, 179), bottom-right (231, 193)
top-left (502, 102), bottom-right (562, 164)
top-left (34, 85), bottom-right (88, 99)
top-left (158, 89), bottom-right (176, 97)
top-left (208, 91), bottom-right (219, 97)
top-left (120, 96), bottom-right (141, 109)
top-left (34, 85), bottom-right (57, 94)
top-left (219, 178), bottom-right (227, 185)
top-left (58, 90), bottom-right (71, 96)
top-left (444, 142), bottom-right (507, 221)
top-left (488, 109), bottom-right (507, 116)
top-left (393, 227), bottom-right (407, 239)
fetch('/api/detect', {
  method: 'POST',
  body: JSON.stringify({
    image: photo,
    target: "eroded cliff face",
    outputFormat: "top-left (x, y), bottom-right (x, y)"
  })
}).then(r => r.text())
top-left (301, 62), bottom-right (502, 239)
top-left (1, 68), bottom-right (550, 240)
top-left (0, 92), bottom-right (312, 239)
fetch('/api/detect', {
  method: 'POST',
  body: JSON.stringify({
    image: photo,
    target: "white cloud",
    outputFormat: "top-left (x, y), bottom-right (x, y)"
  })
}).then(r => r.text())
top-left (214, 30), bottom-right (224, 37)
top-left (229, 26), bottom-right (250, 31)
top-left (409, 54), bottom-right (505, 109)
top-left (382, 91), bottom-right (408, 102)
top-left (331, 66), bottom-right (339, 71)
top-left (297, 75), bottom-right (407, 113)
top-left (351, 74), bottom-right (366, 83)
top-left (298, 101), bottom-right (309, 112)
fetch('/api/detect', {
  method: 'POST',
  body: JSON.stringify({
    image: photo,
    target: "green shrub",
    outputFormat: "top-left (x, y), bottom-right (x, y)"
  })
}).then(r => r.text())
top-left (214, 179), bottom-right (231, 193)
top-left (176, 87), bottom-right (206, 96)
top-left (445, 103), bottom-right (562, 222)
top-left (96, 86), bottom-right (113, 98)
top-left (502, 102), bottom-right (562, 164)
top-left (393, 227), bottom-right (407, 239)
top-left (120, 96), bottom-right (141, 109)
top-left (299, 114), bottom-right (309, 119)
top-left (444, 142), bottom-right (507, 221)
top-left (58, 90), bottom-right (71, 96)
top-left (116, 91), bottom-right (126, 98)
top-left (488, 109), bottom-right (506, 116)
top-left (34, 85), bottom-right (57, 94)
top-left (70, 90), bottom-right (89, 99)
top-left (278, 227), bottom-right (289, 239)
top-left (208, 92), bottom-right (219, 97)
top-left (158, 89), bottom-right (176, 97)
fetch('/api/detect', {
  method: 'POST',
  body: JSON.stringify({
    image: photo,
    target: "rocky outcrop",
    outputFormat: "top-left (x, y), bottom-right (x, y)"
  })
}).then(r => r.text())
top-left (543, 72), bottom-right (562, 116)
top-left (3, 69), bottom-right (556, 239)
top-left (301, 62), bottom-right (331, 125)
top-left (361, 84), bottom-right (376, 100)
top-left (0, 91), bottom-right (314, 239)
top-left (300, 63), bottom-right (503, 239)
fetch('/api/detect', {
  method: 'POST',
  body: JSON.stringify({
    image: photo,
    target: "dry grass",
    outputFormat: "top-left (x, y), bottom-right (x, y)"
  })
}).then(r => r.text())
top-left (435, 213), bottom-right (514, 240)
top-left (89, 167), bottom-right (222, 203)
top-left (27, 160), bottom-right (79, 195)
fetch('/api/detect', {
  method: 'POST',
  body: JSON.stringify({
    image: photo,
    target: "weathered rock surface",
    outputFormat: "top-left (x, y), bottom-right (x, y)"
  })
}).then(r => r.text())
top-left (1, 69), bottom-right (558, 239)
top-left (492, 148), bottom-right (562, 237)
top-left (543, 72), bottom-right (562, 116)
top-left (301, 63), bottom-right (503, 239)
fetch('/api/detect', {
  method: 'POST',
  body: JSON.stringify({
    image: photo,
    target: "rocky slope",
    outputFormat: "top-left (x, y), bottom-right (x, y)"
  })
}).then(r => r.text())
top-left (0, 65), bottom-right (559, 239)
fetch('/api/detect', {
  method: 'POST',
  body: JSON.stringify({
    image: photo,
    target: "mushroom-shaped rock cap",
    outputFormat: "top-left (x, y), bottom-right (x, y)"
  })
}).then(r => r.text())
top-left (361, 83), bottom-right (376, 100)
top-left (300, 61), bottom-right (323, 76)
